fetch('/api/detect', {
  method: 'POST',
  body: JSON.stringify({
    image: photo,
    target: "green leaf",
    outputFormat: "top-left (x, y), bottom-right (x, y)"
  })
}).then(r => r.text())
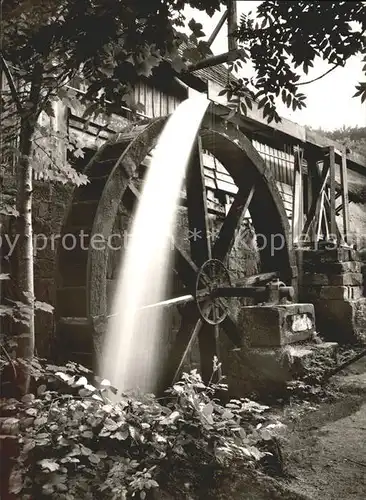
top-left (37, 384), bottom-right (47, 395)
top-left (34, 300), bottom-right (54, 313)
top-left (257, 97), bottom-right (267, 109)
top-left (188, 18), bottom-right (205, 38)
top-left (56, 372), bottom-right (74, 383)
top-left (222, 409), bottom-right (234, 420)
top-left (182, 47), bottom-right (201, 63)
top-left (21, 393), bottom-right (35, 403)
top-left (9, 469), bottom-right (23, 495)
top-left (39, 459), bottom-right (60, 472)
top-left (171, 56), bottom-right (186, 73)
top-left (74, 376), bottom-right (88, 387)
top-left (82, 430), bottom-right (94, 439)
top-left (88, 454), bottom-right (100, 464)
top-left (281, 89), bottom-right (287, 104)
top-left (73, 148), bottom-right (84, 158)
top-left (239, 101), bottom-right (247, 115)
top-left (244, 96), bottom-right (252, 109)
top-left (114, 429), bottom-right (129, 440)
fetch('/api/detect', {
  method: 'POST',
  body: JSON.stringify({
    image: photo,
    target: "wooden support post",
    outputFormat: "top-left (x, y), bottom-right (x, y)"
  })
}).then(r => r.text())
top-left (208, 9), bottom-right (228, 47)
top-left (340, 150), bottom-right (350, 244)
top-left (292, 147), bottom-right (304, 246)
top-left (316, 190), bottom-right (325, 241)
top-left (328, 146), bottom-right (337, 240)
top-left (323, 193), bottom-right (342, 242)
top-left (227, 0), bottom-right (238, 51)
top-left (302, 160), bottom-right (330, 239)
top-left (304, 155), bottom-right (318, 246)
top-left (186, 49), bottom-right (244, 73)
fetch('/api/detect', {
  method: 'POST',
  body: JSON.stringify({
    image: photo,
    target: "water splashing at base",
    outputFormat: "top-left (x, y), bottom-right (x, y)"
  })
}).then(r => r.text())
top-left (100, 95), bottom-right (210, 395)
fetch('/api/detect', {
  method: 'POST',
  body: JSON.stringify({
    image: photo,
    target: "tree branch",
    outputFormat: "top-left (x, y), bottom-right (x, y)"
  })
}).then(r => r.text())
top-left (0, 52), bottom-right (23, 114)
top-left (297, 64), bottom-right (339, 86)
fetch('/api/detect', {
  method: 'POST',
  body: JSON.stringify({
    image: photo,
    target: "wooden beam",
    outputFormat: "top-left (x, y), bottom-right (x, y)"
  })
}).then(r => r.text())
top-left (292, 148), bottom-right (304, 245)
top-left (328, 146), bottom-right (337, 239)
top-left (206, 100), bottom-right (366, 172)
top-left (227, 0), bottom-right (238, 52)
top-left (187, 49), bottom-right (245, 73)
top-left (302, 161), bottom-right (330, 237)
top-left (305, 128), bottom-right (366, 169)
top-left (186, 136), bottom-right (211, 265)
top-left (213, 184), bottom-right (255, 261)
top-left (322, 193), bottom-right (342, 242)
top-left (208, 9), bottom-right (228, 47)
top-left (340, 151), bottom-right (350, 243)
top-left (160, 302), bottom-right (202, 389)
top-left (316, 190), bottom-right (325, 241)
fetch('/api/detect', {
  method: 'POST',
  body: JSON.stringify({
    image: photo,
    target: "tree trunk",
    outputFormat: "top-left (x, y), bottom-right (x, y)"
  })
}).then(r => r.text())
top-left (16, 117), bottom-right (35, 363)
top-left (13, 63), bottom-right (43, 392)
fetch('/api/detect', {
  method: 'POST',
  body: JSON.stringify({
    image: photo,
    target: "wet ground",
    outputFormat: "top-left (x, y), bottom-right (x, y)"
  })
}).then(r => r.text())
top-left (281, 357), bottom-right (366, 500)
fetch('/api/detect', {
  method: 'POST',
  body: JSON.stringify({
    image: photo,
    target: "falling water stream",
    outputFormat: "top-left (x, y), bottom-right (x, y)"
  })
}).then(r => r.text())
top-left (100, 95), bottom-right (210, 395)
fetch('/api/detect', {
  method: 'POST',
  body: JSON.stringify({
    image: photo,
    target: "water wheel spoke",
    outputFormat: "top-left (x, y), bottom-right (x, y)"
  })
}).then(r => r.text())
top-left (207, 303), bottom-right (215, 320)
top-left (213, 183), bottom-right (255, 261)
top-left (160, 303), bottom-right (202, 388)
top-left (221, 314), bottom-right (242, 348)
top-left (186, 136), bottom-right (212, 265)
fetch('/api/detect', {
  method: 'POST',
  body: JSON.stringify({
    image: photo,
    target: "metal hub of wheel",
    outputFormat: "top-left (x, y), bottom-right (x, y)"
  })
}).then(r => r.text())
top-left (195, 259), bottom-right (231, 325)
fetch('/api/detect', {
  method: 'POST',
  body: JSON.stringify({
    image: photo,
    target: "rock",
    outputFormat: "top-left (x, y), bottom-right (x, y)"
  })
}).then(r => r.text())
top-left (238, 303), bottom-right (315, 348)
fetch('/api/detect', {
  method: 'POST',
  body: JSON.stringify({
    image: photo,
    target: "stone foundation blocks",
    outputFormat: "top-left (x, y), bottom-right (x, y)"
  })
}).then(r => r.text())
top-left (297, 247), bottom-right (366, 344)
top-left (314, 298), bottom-right (366, 344)
top-left (238, 303), bottom-right (315, 348)
top-left (301, 247), bottom-right (359, 264)
top-left (302, 272), bottom-right (363, 287)
top-left (301, 285), bottom-right (363, 301)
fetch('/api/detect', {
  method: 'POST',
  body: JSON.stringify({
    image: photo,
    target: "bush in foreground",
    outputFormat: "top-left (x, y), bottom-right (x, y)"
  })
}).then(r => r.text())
top-left (1, 357), bottom-right (285, 499)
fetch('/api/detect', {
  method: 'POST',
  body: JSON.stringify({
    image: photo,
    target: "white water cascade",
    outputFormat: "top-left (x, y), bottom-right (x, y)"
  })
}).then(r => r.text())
top-left (100, 95), bottom-right (210, 394)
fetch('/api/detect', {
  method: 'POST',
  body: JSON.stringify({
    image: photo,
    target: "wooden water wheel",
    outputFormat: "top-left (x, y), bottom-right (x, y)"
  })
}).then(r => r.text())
top-left (56, 110), bottom-right (297, 386)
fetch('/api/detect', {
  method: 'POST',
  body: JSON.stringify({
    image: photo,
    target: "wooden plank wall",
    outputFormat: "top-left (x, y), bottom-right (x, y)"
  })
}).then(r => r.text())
top-left (252, 139), bottom-right (295, 223)
top-left (201, 141), bottom-right (296, 227)
top-left (133, 80), bottom-right (181, 118)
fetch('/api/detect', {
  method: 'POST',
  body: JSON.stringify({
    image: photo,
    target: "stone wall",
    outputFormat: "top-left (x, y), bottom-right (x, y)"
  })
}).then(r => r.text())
top-left (0, 170), bottom-right (75, 356)
top-left (299, 246), bottom-right (366, 344)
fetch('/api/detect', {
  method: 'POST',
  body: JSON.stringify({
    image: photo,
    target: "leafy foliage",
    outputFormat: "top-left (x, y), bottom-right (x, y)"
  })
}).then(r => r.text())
top-left (0, 357), bottom-right (285, 499)
top-left (221, 1), bottom-right (366, 123)
top-left (0, 0), bottom-right (225, 187)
